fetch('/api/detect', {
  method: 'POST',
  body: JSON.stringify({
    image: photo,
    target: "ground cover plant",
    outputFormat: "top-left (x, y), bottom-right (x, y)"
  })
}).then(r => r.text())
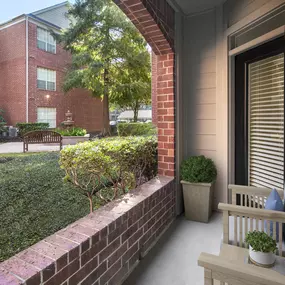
top-left (0, 152), bottom-right (106, 261)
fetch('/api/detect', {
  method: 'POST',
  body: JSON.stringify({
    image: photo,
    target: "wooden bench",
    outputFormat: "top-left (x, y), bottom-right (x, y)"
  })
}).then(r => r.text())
top-left (23, 130), bottom-right (62, 153)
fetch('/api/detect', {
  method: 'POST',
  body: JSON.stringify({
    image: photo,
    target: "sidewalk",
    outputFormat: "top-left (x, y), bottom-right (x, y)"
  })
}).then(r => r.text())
top-left (0, 142), bottom-right (62, 153)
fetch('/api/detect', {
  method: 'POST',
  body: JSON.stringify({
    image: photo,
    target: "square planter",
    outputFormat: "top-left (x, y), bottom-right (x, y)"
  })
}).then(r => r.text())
top-left (62, 136), bottom-right (90, 146)
top-left (181, 180), bottom-right (214, 223)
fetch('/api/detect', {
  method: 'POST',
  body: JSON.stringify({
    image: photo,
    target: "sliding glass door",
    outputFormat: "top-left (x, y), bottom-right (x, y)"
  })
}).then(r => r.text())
top-left (235, 36), bottom-right (285, 192)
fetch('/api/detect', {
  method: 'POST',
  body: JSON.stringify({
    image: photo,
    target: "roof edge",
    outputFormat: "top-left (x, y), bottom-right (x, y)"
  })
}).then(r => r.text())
top-left (0, 14), bottom-right (26, 28)
top-left (32, 1), bottom-right (69, 16)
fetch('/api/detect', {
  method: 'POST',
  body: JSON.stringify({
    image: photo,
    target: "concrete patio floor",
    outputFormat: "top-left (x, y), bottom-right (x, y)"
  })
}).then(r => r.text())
top-left (124, 212), bottom-right (222, 285)
top-left (0, 142), bottom-right (62, 153)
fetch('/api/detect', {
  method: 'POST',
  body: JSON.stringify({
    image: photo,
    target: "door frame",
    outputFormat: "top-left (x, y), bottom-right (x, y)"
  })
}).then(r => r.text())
top-left (234, 37), bottom-right (285, 185)
top-left (227, 26), bottom-right (285, 203)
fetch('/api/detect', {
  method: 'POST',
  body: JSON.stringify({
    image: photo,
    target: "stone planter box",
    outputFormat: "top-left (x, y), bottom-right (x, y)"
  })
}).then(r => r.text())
top-left (181, 181), bottom-right (214, 223)
top-left (62, 135), bottom-right (90, 145)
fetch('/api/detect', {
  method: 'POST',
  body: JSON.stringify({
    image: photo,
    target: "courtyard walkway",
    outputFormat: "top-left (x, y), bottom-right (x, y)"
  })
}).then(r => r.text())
top-left (0, 142), bottom-right (62, 153)
top-left (123, 213), bottom-right (222, 285)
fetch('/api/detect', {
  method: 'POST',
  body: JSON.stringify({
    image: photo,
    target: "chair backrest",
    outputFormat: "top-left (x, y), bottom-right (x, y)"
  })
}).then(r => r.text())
top-left (23, 130), bottom-right (62, 143)
top-left (198, 252), bottom-right (285, 285)
top-left (219, 203), bottom-right (285, 257)
top-left (228, 184), bottom-right (284, 209)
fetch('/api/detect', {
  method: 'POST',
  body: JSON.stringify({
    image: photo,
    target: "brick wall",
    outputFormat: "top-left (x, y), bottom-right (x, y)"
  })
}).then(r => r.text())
top-left (151, 52), bottom-right (158, 125)
top-left (114, 0), bottom-right (176, 177)
top-left (0, 20), bottom-right (26, 124)
top-left (0, 176), bottom-right (175, 285)
top-left (28, 22), bottom-right (103, 132)
top-left (156, 53), bottom-right (175, 177)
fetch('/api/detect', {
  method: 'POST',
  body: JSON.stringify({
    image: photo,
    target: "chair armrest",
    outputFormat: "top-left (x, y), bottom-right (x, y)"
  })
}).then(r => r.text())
top-left (218, 203), bottom-right (285, 221)
top-left (198, 252), bottom-right (285, 285)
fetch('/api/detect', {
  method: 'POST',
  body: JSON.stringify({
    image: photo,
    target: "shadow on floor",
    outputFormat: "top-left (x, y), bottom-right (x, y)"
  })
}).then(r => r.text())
top-left (123, 212), bottom-right (222, 285)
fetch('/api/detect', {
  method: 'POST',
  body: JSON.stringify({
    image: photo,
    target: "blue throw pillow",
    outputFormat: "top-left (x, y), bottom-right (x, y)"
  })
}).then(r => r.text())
top-left (264, 189), bottom-right (284, 240)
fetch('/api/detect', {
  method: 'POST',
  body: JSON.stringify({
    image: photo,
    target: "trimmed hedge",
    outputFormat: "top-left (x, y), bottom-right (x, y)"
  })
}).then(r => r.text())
top-left (117, 123), bottom-right (157, 136)
top-left (60, 136), bottom-right (158, 210)
top-left (16, 122), bottom-right (49, 136)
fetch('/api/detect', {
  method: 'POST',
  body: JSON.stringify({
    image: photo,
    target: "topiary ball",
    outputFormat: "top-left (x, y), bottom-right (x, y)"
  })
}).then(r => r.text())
top-left (180, 155), bottom-right (217, 183)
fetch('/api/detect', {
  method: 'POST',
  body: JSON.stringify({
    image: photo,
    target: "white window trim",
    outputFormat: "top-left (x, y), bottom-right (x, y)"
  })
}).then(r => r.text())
top-left (37, 107), bottom-right (57, 128)
top-left (37, 27), bottom-right (57, 54)
top-left (37, 67), bottom-right (56, 91)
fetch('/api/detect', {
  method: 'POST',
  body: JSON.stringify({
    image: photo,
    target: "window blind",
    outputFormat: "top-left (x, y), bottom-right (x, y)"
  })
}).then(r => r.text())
top-left (248, 53), bottom-right (284, 190)
top-left (37, 68), bottom-right (56, 91)
top-left (37, 27), bottom-right (56, 54)
top-left (37, 108), bottom-right (56, 128)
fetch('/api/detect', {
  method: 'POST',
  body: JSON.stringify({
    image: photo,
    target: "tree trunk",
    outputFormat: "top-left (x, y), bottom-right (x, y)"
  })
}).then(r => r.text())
top-left (102, 68), bottom-right (110, 135)
top-left (133, 102), bottom-right (139, 122)
top-left (87, 193), bottom-right (93, 214)
top-left (102, 94), bottom-right (110, 135)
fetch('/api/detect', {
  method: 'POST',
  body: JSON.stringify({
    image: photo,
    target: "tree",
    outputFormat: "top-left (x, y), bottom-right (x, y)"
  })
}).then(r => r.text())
top-left (55, 0), bottom-right (150, 133)
top-left (110, 49), bottom-right (151, 122)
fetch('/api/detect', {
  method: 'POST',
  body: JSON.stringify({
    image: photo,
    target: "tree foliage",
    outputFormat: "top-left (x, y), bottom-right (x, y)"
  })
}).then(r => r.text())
top-left (55, 0), bottom-right (151, 131)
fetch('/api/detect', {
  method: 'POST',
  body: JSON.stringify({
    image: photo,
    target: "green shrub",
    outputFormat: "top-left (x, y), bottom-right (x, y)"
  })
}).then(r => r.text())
top-left (180, 155), bottom-right (217, 183)
top-left (60, 136), bottom-right (157, 212)
top-left (117, 122), bottom-right (157, 136)
top-left (245, 231), bottom-right (277, 253)
top-left (55, 127), bottom-right (87, 136)
top-left (0, 122), bottom-right (7, 133)
top-left (0, 109), bottom-right (6, 123)
top-left (16, 122), bottom-right (49, 136)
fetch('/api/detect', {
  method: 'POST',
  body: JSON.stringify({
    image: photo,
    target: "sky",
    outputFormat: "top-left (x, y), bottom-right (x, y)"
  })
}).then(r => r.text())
top-left (0, 0), bottom-right (74, 23)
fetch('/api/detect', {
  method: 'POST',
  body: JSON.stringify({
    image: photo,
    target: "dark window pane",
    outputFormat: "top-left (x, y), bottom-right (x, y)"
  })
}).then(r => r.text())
top-left (37, 80), bottom-right (46, 89)
top-left (37, 40), bottom-right (46, 51)
top-left (47, 44), bottom-right (56, 54)
top-left (47, 81), bottom-right (56, 91)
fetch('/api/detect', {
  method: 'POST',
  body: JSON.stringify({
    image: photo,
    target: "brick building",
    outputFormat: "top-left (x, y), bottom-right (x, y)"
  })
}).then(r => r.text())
top-left (0, 1), bottom-right (103, 132)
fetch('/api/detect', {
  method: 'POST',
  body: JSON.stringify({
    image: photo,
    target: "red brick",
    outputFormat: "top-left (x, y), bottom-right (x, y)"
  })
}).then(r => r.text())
top-left (164, 156), bottom-right (175, 163)
top-left (164, 101), bottom-right (174, 108)
top-left (0, 21), bottom-right (103, 132)
top-left (158, 135), bottom-right (168, 142)
top-left (164, 129), bottom-right (175, 135)
top-left (157, 95), bottom-right (168, 101)
top-left (164, 115), bottom-right (174, 122)
top-left (164, 142), bottom-right (175, 149)
top-left (163, 60), bottom-right (174, 67)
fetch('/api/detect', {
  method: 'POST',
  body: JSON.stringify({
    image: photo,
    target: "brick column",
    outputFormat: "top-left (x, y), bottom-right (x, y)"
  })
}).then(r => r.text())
top-left (157, 53), bottom-right (175, 177)
top-left (151, 52), bottom-right (158, 125)
top-left (114, 0), bottom-right (175, 178)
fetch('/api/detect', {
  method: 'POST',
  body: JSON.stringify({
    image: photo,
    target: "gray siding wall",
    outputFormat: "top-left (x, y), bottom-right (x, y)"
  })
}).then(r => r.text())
top-left (181, 0), bottom-right (279, 206)
top-left (223, 0), bottom-right (268, 28)
top-left (35, 5), bottom-right (70, 29)
top-left (182, 10), bottom-right (217, 162)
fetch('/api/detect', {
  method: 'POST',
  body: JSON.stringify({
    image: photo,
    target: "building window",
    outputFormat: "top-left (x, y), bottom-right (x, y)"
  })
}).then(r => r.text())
top-left (37, 108), bottom-right (56, 128)
top-left (37, 68), bottom-right (56, 91)
top-left (37, 27), bottom-right (56, 54)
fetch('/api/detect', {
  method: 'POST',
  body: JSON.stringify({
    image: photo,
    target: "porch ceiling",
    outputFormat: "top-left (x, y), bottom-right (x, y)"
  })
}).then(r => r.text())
top-left (173, 0), bottom-right (225, 15)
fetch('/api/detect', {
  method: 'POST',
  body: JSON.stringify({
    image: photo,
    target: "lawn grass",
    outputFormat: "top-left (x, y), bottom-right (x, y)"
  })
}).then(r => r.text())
top-left (0, 152), bottom-right (106, 261)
